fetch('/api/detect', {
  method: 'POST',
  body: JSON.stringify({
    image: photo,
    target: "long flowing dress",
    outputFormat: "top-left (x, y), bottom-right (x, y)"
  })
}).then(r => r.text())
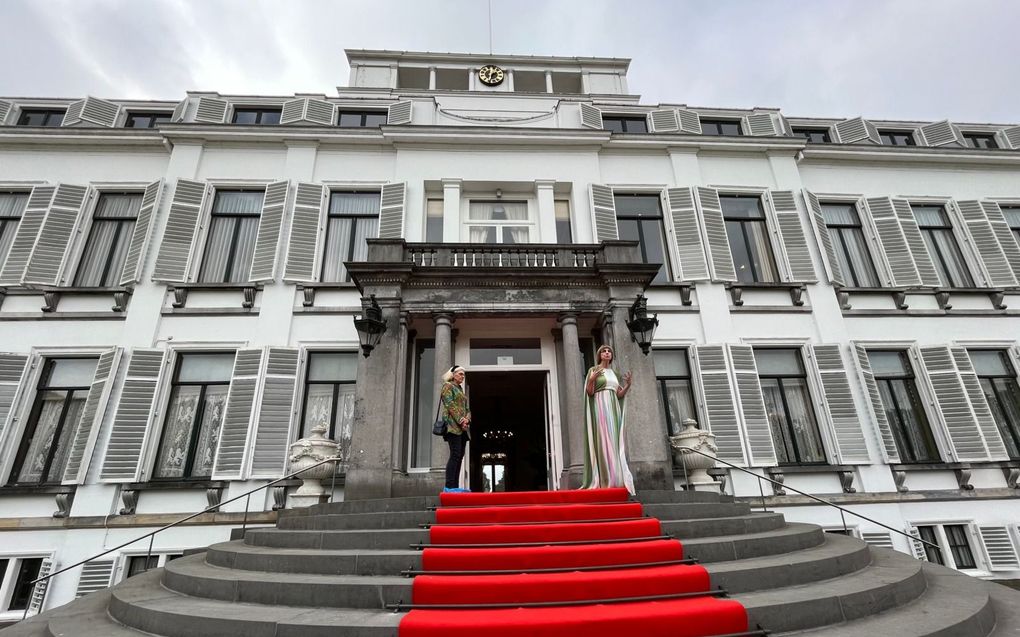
top-left (581, 367), bottom-right (635, 495)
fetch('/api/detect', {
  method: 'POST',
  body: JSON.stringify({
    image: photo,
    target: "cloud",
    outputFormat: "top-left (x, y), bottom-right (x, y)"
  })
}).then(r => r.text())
top-left (0, 0), bottom-right (1017, 122)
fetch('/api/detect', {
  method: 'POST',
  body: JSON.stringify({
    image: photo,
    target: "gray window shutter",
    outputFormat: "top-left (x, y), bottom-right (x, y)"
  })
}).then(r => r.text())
top-left (767, 190), bottom-right (817, 282)
top-left (951, 200), bottom-right (1018, 288)
top-left (648, 109), bottom-right (679, 133)
top-left (248, 180), bottom-right (289, 282)
top-left (954, 347), bottom-right (1009, 460)
top-left (171, 99), bottom-right (187, 123)
top-left (27, 558), bottom-right (53, 614)
top-left (195, 97), bottom-right (228, 123)
top-left (152, 179), bottom-right (208, 283)
top-left (212, 349), bottom-right (264, 480)
top-left (63, 96), bottom-right (120, 128)
top-left (0, 186), bottom-right (54, 286)
top-left (22, 184), bottom-right (90, 287)
top-left (893, 198), bottom-right (941, 287)
top-left (810, 345), bottom-right (869, 463)
top-left (62, 348), bottom-right (123, 485)
top-left (999, 125), bottom-right (1020, 150)
top-left (977, 526), bottom-right (1020, 571)
top-left (906, 526), bottom-right (928, 561)
top-left (250, 347), bottom-right (300, 478)
top-left (918, 120), bottom-right (963, 147)
top-left (693, 345), bottom-right (745, 464)
top-left (851, 343), bottom-right (901, 463)
top-left (0, 100), bottom-right (13, 125)
top-left (665, 187), bottom-right (709, 281)
top-left (743, 113), bottom-right (779, 136)
top-left (727, 344), bottom-right (777, 466)
top-left (804, 190), bottom-right (845, 286)
top-left (378, 182), bottom-right (406, 239)
top-left (0, 353), bottom-right (31, 447)
top-left (695, 187), bottom-right (736, 282)
top-left (980, 201), bottom-right (1020, 282)
top-left (863, 197), bottom-right (920, 287)
top-left (677, 109), bottom-right (702, 134)
top-left (918, 345), bottom-right (990, 462)
top-left (579, 103), bottom-right (603, 129)
top-left (589, 184), bottom-right (619, 242)
top-left (284, 182), bottom-right (326, 282)
top-left (834, 117), bottom-right (880, 144)
top-left (75, 560), bottom-right (115, 597)
top-left (281, 98), bottom-right (335, 126)
top-left (387, 100), bottom-right (412, 125)
top-left (100, 349), bottom-right (167, 482)
top-left (119, 180), bottom-right (163, 287)
top-left (861, 532), bottom-right (894, 550)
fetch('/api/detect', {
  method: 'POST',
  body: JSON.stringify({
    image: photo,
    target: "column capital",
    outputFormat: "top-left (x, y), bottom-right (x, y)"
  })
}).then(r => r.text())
top-left (557, 312), bottom-right (578, 327)
top-left (432, 312), bottom-right (455, 326)
top-left (534, 179), bottom-right (556, 191)
top-left (441, 178), bottom-right (463, 188)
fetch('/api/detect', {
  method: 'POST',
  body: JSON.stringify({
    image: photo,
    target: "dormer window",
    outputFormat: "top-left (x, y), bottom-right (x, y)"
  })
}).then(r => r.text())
top-left (878, 130), bottom-right (915, 146)
top-left (602, 116), bottom-right (648, 134)
top-left (17, 109), bottom-right (65, 127)
top-left (792, 127), bottom-right (832, 143)
top-left (338, 111), bottom-right (387, 128)
top-left (232, 108), bottom-right (282, 125)
top-left (700, 119), bottom-right (743, 136)
top-left (124, 112), bottom-right (173, 128)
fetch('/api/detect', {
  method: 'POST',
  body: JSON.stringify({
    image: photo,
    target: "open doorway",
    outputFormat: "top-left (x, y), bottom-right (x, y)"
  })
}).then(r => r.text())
top-left (466, 371), bottom-right (548, 492)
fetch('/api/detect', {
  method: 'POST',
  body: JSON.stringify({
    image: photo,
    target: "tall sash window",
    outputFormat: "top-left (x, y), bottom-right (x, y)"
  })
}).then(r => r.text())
top-left (320, 192), bottom-right (380, 282)
top-left (74, 193), bottom-right (142, 287)
top-left (199, 191), bottom-right (264, 283)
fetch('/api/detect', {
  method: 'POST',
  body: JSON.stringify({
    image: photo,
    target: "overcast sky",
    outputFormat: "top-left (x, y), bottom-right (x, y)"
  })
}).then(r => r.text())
top-left (2, 0), bottom-right (1017, 123)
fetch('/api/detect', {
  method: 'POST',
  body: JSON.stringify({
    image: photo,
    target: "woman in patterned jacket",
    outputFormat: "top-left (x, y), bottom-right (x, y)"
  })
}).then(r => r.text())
top-left (440, 365), bottom-right (471, 492)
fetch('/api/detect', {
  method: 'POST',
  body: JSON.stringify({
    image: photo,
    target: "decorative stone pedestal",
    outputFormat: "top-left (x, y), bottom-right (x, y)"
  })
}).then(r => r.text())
top-left (287, 424), bottom-right (340, 508)
top-left (669, 419), bottom-right (721, 493)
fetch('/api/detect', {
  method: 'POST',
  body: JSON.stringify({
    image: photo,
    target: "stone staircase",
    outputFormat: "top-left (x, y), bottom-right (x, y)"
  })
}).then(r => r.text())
top-left (5, 489), bottom-right (1020, 636)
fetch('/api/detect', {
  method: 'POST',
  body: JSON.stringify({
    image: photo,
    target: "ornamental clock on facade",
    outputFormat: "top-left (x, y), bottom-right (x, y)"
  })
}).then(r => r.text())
top-left (478, 65), bottom-right (505, 86)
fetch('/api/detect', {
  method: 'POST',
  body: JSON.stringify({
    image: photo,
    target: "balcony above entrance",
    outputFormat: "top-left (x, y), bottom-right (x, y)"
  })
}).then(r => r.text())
top-left (346, 239), bottom-right (662, 315)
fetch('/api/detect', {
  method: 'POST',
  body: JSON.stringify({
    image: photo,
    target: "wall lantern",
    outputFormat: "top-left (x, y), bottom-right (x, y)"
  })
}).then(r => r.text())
top-left (353, 294), bottom-right (386, 358)
top-left (626, 294), bottom-right (659, 355)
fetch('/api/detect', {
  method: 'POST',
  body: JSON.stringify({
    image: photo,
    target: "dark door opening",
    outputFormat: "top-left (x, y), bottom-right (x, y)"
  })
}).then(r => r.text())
top-left (467, 371), bottom-right (548, 492)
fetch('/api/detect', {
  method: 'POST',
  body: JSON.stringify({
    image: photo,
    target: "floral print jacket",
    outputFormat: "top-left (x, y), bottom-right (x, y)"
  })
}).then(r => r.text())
top-left (440, 382), bottom-right (470, 435)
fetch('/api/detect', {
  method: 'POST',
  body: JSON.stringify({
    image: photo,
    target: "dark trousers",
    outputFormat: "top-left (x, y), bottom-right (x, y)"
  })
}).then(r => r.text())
top-left (445, 433), bottom-right (466, 488)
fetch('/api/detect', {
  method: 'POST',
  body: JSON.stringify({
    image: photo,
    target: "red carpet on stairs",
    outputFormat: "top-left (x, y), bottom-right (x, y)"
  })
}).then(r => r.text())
top-left (399, 489), bottom-right (750, 637)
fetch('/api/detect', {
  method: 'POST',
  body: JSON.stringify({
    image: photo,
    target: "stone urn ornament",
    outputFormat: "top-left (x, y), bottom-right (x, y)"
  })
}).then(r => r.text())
top-left (668, 418), bottom-right (721, 492)
top-left (287, 423), bottom-right (340, 508)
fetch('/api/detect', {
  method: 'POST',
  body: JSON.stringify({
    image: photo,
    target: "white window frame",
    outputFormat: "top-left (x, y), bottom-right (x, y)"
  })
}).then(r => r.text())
top-left (910, 520), bottom-right (989, 575)
top-left (0, 551), bottom-right (54, 619)
top-left (316, 184), bottom-right (385, 283)
top-left (812, 193), bottom-right (888, 287)
top-left (462, 195), bottom-right (537, 244)
top-left (136, 342), bottom-right (245, 483)
top-left (226, 100), bottom-right (285, 125)
top-left (711, 185), bottom-right (791, 282)
top-left (293, 343), bottom-right (360, 446)
top-left (607, 185), bottom-right (676, 281)
top-left (10, 101), bottom-right (71, 126)
top-left (64, 183), bottom-right (151, 287)
top-left (187, 180), bottom-right (273, 283)
top-left (118, 107), bottom-right (176, 128)
top-left (905, 195), bottom-right (983, 288)
top-left (651, 339), bottom-right (703, 433)
top-left (0, 183), bottom-right (40, 270)
top-left (116, 550), bottom-right (186, 583)
top-left (822, 526), bottom-right (860, 538)
top-left (0, 347), bottom-right (109, 484)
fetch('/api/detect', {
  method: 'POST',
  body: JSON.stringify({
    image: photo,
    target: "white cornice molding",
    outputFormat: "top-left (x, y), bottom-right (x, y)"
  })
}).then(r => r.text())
top-left (0, 128), bottom-right (166, 149)
top-left (801, 145), bottom-right (1020, 167)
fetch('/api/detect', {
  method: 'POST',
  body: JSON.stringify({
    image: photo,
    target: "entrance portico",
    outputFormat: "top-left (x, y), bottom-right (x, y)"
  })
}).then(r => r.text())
top-left (345, 239), bottom-right (673, 499)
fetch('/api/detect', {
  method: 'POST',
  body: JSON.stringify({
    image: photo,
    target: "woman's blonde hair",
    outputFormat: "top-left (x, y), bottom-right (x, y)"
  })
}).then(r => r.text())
top-left (441, 365), bottom-right (466, 382)
top-left (596, 345), bottom-right (614, 362)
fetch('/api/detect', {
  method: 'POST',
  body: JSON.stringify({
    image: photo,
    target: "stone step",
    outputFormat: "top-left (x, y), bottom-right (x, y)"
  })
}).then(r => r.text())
top-left (660, 512), bottom-right (786, 539)
top-left (206, 541), bottom-right (422, 576)
top-left (780, 560), bottom-right (996, 637)
top-left (244, 527), bottom-right (429, 550)
top-left (109, 570), bottom-right (403, 637)
top-left (278, 510), bottom-right (433, 530)
top-left (283, 496), bottom-right (439, 518)
top-left (681, 522), bottom-right (825, 563)
top-left (0, 589), bottom-right (146, 637)
top-left (986, 580), bottom-right (1020, 637)
top-left (635, 489), bottom-right (732, 504)
top-left (162, 554), bottom-right (411, 609)
top-left (738, 549), bottom-right (926, 633)
top-left (642, 501), bottom-right (752, 520)
top-left (706, 532), bottom-right (872, 593)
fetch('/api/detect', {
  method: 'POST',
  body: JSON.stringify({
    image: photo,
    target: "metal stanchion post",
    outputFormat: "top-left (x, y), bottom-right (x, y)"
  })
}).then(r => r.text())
top-left (242, 493), bottom-right (251, 534)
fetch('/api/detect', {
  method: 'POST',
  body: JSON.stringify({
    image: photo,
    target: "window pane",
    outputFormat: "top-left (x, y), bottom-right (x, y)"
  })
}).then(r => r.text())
top-left (178, 353), bottom-right (234, 383)
top-left (350, 216), bottom-right (378, 263)
top-left (836, 227), bottom-right (880, 287)
top-left (0, 192), bottom-right (29, 218)
top-left (338, 112), bottom-right (363, 127)
top-left (321, 216), bottom-right (353, 282)
top-left (661, 379), bottom-right (696, 435)
top-left (622, 118), bottom-right (647, 133)
top-left (9, 558), bottom-right (43, 611)
top-left (761, 379), bottom-right (796, 463)
top-left (727, 218), bottom-right (778, 283)
top-left (821, 203), bottom-right (859, 226)
top-left (47, 358), bottom-right (98, 388)
top-left (1001, 206), bottom-right (1020, 230)
top-left (127, 555), bottom-right (159, 578)
top-left (226, 216), bottom-right (259, 283)
top-left (614, 194), bottom-right (661, 217)
top-left (964, 134), bottom-right (998, 149)
top-left (335, 385), bottom-right (356, 464)
top-left (555, 201), bottom-right (572, 243)
top-left (259, 110), bottom-right (281, 125)
top-left (945, 525), bottom-right (977, 569)
top-left (155, 386), bottom-right (199, 478)
top-left (302, 384), bottom-right (335, 439)
top-left (753, 349), bottom-right (803, 375)
top-left (329, 192), bottom-right (380, 215)
top-left (603, 118), bottom-right (624, 133)
top-left (364, 113), bottom-right (387, 127)
top-left (214, 191), bottom-right (263, 214)
top-left (308, 352), bottom-right (358, 382)
top-left (44, 389), bottom-right (86, 482)
top-left (917, 526), bottom-right (944, 564)
top-left (983, 377), bottom-right (1020, 458)
top-left (885, 379), bottom-right (941, 462)
top-left (869, 351), bottom-right (908, 377)
top-left (927, 229), bottom-right (974, 287)
top-left (784, 379), bottom-right (825, 462)
top-left (74, 218), bottom-right (136, 287)
top-left (654, 349), bottom-right (690, 377)
top-left (413, 340), bottom-right (436, 468)
top-left (720, 196), bottom-right (764, 220)
top-left (912, 205), bottom-right (949, 227)
top-left (16, 390), bottom-right (85, 483)
top-left (638, 218), bottom-right (668, 283)
top-left (426, 199), bottom-right (444, 242)
top-left (469, 338), bottom-right (542, 365)
top-left (502, 226), bottom-right (529, 244)
top-left (969, 350), bottom-right (1011, 376)
top-left (469, 226), bottom-right (496, 243)
top-left (233, 110), bottom-right (257, 124)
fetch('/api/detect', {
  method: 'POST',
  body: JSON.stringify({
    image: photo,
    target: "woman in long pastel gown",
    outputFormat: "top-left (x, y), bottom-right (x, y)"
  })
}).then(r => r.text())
top-left (582, 344), bottom-right (635, 494)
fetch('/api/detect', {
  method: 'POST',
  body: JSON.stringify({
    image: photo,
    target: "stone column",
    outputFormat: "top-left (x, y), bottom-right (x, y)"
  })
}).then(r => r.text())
top-left (430, 313), bottom-right (455, 473)
top-left (544, 70), bottom-right (553, 94)
top-left (558, 313), bottom-right (585, 488)
top-left (428, 66), bottom-right (437, 90)
top-left (607, 300), bottom-right (673, 491)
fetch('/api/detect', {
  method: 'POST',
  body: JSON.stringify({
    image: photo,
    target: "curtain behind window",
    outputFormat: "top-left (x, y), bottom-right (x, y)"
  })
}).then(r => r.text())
top-left (0, 193), bottom-right (29, 268)
top-left (199, 191), bottom-right (263, 283)
top-left (75, 194), bottom-right (142, 287)
top-left (321, 193), bottom-right (380, 282)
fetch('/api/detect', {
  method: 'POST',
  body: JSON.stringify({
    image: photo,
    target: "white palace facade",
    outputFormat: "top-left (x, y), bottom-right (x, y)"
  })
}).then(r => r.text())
top-left (1, 48), bottom-right (1020, 621)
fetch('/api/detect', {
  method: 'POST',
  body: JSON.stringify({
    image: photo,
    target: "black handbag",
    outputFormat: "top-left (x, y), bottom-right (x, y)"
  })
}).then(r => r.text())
top-left (431, 400), bottom-right (446, 436)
